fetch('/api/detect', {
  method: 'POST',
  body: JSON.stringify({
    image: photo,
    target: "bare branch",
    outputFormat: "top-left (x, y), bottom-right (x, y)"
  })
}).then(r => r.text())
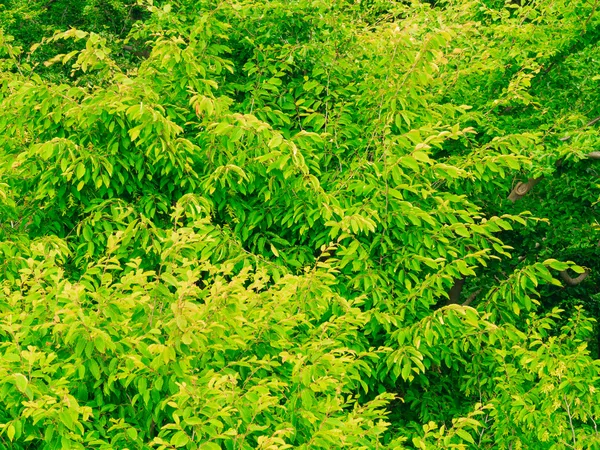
top-left (559, 269), bottom-right (589, 286)
top-left (122, 44), bottom-right (150, 59)
top-left (508, 177), bottom-right (543, 202)
top-left (462, 289), bottom-right (482, 307)
top-left (447, 277), bottom-right (466, 305)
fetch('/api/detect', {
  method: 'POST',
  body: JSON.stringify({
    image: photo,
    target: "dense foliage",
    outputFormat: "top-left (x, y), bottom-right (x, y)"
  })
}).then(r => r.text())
top-left (1, 0), bottom-right (600, 448)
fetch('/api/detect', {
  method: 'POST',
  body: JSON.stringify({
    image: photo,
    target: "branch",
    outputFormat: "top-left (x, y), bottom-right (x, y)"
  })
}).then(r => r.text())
top-left (588, 151), bottom-right (600, 159)
top-left (462, 289), bottom-right (482, 307)
top-left (583, 0), bottom-right (600, 32)
top-left (122, 44), bottom-right (150, 59)
top-left (537, 22), bottom-right (600, 80)
top-left (559, 269), bottom-right (589, 286)
top-left (508, 177), bottom-right (543, 202)
top-left (447, 277), bottom-right (466, 305)
top-left (559, 115), bottom-right (600, 141)
top-left (43, 0), bottom-right (57, 10)
top-left (508, 143), bottom-right (600, 202)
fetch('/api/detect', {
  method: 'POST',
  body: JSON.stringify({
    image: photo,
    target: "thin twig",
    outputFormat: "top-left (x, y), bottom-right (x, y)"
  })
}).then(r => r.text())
top-left (563, 395), bottom-right (578, 448)
top-left (583, 0), bottom-right (600, 32)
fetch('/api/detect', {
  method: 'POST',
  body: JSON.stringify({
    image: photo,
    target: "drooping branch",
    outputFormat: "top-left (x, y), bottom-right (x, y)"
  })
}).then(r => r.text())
top-left (559, 269), bottom-right (590, 286)
top-left (508, 177), bottom-right (543, 202)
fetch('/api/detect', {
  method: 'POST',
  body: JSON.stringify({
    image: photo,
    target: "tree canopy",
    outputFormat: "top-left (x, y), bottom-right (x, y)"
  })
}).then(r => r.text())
top-left (1, 0), bottom-right (600, 448)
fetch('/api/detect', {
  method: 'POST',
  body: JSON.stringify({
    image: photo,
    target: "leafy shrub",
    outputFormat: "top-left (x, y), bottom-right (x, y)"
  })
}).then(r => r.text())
top-left (1, 0), bottom-right (600, 448)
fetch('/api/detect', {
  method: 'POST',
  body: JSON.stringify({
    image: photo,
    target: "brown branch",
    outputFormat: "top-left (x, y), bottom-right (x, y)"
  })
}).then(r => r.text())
top-left (559, 269), bottom-right (589, 286)
top-left (585, 115), bottom-right (600, 127)
top-left (508, 177), bottom-right (543, 202)
top-left (540, 60), bottom-right (557, 76)
top-left (583, 0), bottom-right (600, 32)
top-left (462, 288), bottom-right (482, 307)
top-left (447, 277), bottom-right (465, 305)
top-left (507, 143), bottom-right (600, 203)
top-left (508, 130), bottom-right (600, 202)
top-left (559, 115), bottom-right (600, 141)
top-left (43, 0), bottom-right (57, 10)
top-left (122, 44), bottom-right (150, 59)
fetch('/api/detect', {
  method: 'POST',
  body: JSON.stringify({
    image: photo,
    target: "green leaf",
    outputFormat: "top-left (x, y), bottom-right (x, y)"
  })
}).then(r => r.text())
top-left (413, 151), bottom-right (430, 163)
top-left (88, 359), bottom-right (101, 379)
top-left (199, 443), bottom-right (222, 450)
top-left (455, 428), bottom-right (475, 444)
top-left (127, 428), bottom-right (138, 440)
top-left (129, 125), bottom-right (143, 141)
top-left (454, 225), bottom-right (470, 238)
top-left (14, 374), bottom-right (28, 393)
top-left (512, 302), bottom-right (521, 315)
top-left (7, 424), bottom-right (15, 442)
top-left (94, 336), bottom-right (106, 353)
top-left (171, 431), bottom-right (189, 447)
top-left (399, 156), bottom-right (419, 171)
top-left (76, 163), bottom-right (86, 179)
top-left (269, 134), bottom-right (283, 148)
